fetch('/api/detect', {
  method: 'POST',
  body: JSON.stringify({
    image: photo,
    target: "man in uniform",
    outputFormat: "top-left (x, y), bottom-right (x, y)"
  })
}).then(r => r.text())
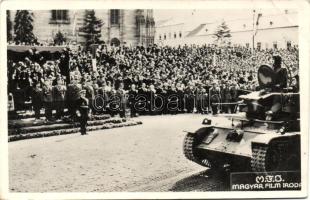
top-left (272, 55), bottom-right (288, 91)
top-left (43, 77), bottom-right (53, 121)
top-left (221, 81), bottom-right (232, 113)
top-left (66, 76), bottom-right (82, 119)
top-left (53, 77), bottom-right (66, 120)
top-left (209, 81), bottom-right (221, 115)
top-left (76, 90), bottom-right (89, 135)
top-left (31, 82), bottom-right (43, 120)
top-left (116, 82), bottom-right (127, 118)
top-left (128, 84), bottom-right (138, 117)
top-left (266, 55), bottom-right (288, 120)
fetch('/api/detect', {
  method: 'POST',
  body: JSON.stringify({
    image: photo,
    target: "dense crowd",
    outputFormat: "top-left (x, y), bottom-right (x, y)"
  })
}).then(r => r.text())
top-left (7, 43), bottom-right (299, 120)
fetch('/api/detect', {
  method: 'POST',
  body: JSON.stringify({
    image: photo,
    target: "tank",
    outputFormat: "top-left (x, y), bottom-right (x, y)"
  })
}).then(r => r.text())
top-left (183, 65), bottom-right (300, 172)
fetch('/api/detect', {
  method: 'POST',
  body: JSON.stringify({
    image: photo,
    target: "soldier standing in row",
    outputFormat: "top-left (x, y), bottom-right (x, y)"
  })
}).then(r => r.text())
top-left (209, 81), bottom-right (221, 115)
top-left (230, 81), bottom-right (239, 113)
top-left (66, 76), bottom-right (82, 119)
top-left (221, 82), bottom-right (232, 113)
top-left (128, 84), bottom-right (138, 117)
top-left (53, 78), bottom-right (66, 120)
top-left (84, 78), bottom-right (95, 115)
top-left (116, 83), bottom-right (127, 118)
top-left (43, 78), bottom-right (53, 121)
top-left (31, 82), bottom-right (43, 120)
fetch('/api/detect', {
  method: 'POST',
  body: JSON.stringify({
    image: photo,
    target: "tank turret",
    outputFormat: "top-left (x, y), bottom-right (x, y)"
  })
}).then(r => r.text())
top-left (239, 65), bottom-right (299, 123)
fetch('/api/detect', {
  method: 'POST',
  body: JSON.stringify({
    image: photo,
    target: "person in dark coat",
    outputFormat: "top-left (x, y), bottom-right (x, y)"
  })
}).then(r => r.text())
top-left (230, 82), bottom-right (239, 113)
top-left (272, 55), bottom-right (288, 91)
top-left (66, 77), bottom-right (82, 119)
top-left (84, 79), bottom-right (95, 114)
top-left (167, 84), bottom-right (178, 114)
top-left (96, 80), bottom-right (108, 114)
top-left (53, 78), bottom-right (66, 120)
top-left (209, 81), bottom-right (221, 115)
top-left (76, 90), bottom-right (89, 135)
top-left (138, 83), bottom-right (148, 115)
top-left (266, 55), bottom-right (289, 120)
top-left (116, 83), bottom-right (127, 118)
top-left (184, 85), bottom-right (195, 113)
top-left (43, 78), bottom-right (53, 121)
top-left (128, 84), bottom-right (138, 117)
top-left (31, 82), bottom-right (43, 120)
top-left (221, 82), bottom-right (232, 113)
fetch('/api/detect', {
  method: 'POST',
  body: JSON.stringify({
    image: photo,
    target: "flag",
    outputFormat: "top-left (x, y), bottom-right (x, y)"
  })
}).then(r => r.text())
top-left (254, 13), bottom-right (262, 36)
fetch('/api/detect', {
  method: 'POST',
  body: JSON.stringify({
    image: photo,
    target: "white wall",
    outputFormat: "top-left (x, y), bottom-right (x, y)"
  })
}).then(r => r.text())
top-left (155, 26), bottom-right (298, 49)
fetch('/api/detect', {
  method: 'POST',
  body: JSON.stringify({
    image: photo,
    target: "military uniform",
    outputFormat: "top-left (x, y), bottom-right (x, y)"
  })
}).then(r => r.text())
top-left (209, 85), bottom-right (221, 115)
top-left (116, 87), bottom-right (127, 118)
top-left (43, 83), bottom-right (53, 121)
top-left (53, 83), bottom-right (66, 119)
top-left (221, 85), bottom-right (232, 113)
top-left (128, 87), bottom-right (138, 117)
top-left (31, 85), bottom-right (43, 119)
top-left (76, 91), bottom-right (89, 135)
top-left (66, 82), bottom-right (82, 118)
top-left (266, 55), bottom-right (289, 120)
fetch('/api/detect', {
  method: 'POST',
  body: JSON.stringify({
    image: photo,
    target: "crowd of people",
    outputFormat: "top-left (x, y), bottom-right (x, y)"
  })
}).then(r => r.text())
top-left (7, 43), bottom-right (299, 121)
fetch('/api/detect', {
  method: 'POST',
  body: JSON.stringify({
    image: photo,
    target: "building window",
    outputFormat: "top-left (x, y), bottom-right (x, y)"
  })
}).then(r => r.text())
top-left (110, 9), bottom-right (120, 25)
top-left (174, 33), bottom-right (177, 39)
top-left (50, 10), bottom-right (69, 24)
top-left (287, 41), bottom-right (291, 50)
top-left (179, 32), bottom-right (182, 38)
top-left (164, 34), bottom-right (166, 40)
top-left (246, 43), bottom-right (250, 48)
top-left (273, 42), bottom-right (278, 49)
top-left (159, 35), bottom-right (162, 40)
top-left (270, 21), bottom-right (273, 26)
top-left (257, 42), bottom-right (261, 50)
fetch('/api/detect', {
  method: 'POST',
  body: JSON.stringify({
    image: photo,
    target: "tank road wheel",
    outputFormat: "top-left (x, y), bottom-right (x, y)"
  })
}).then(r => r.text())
top-left (183, 133), bottom-right (217, 169)
top-left (251, 143), bottom-right (285, 172)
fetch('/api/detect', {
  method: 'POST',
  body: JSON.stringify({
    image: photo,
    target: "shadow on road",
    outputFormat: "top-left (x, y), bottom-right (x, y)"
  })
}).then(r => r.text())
top-left (169, 169), bottom-right (230, 191)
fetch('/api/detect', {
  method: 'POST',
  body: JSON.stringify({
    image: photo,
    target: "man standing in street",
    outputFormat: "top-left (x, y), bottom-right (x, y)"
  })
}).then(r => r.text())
top-left (76, 90), bottom-right (89, 135)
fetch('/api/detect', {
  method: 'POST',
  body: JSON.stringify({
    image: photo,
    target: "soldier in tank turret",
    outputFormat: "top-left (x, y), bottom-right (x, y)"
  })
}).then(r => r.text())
top-left (265, 55), bottom-right (289, 120)
top-left (272, 55), bottom-right (288, 91)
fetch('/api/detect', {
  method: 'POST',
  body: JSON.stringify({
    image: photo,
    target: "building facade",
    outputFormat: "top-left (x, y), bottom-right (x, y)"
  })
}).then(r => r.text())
top-left (155, 11), bottom-right (298, 49)
top-left (8, 9), bottom-right (155, 47)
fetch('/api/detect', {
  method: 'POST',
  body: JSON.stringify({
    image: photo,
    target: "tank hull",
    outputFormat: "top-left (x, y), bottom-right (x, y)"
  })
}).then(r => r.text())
top-left (183, 124), bottom-right (300, 172)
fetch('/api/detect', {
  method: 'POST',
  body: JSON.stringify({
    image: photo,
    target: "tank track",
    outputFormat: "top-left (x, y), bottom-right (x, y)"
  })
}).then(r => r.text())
top-left (251, 145), bottom-right (268, 172)
top-left (251, 143), bottom-right (285, 172)
top-left (183, 133), bottom-right (212, 168)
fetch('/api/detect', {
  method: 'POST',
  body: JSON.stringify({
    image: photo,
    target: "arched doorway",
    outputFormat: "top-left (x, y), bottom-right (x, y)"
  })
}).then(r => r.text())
top-left (110, 38), bottom-right (120, 47)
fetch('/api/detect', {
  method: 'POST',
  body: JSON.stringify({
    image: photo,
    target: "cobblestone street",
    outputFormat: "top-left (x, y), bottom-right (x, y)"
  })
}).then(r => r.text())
top-left (9, 114), bottom-right (231, 192)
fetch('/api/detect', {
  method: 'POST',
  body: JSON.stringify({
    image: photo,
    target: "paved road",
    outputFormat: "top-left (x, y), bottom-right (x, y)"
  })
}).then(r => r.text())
top-left (9, 114), bottom-right (231, 192)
